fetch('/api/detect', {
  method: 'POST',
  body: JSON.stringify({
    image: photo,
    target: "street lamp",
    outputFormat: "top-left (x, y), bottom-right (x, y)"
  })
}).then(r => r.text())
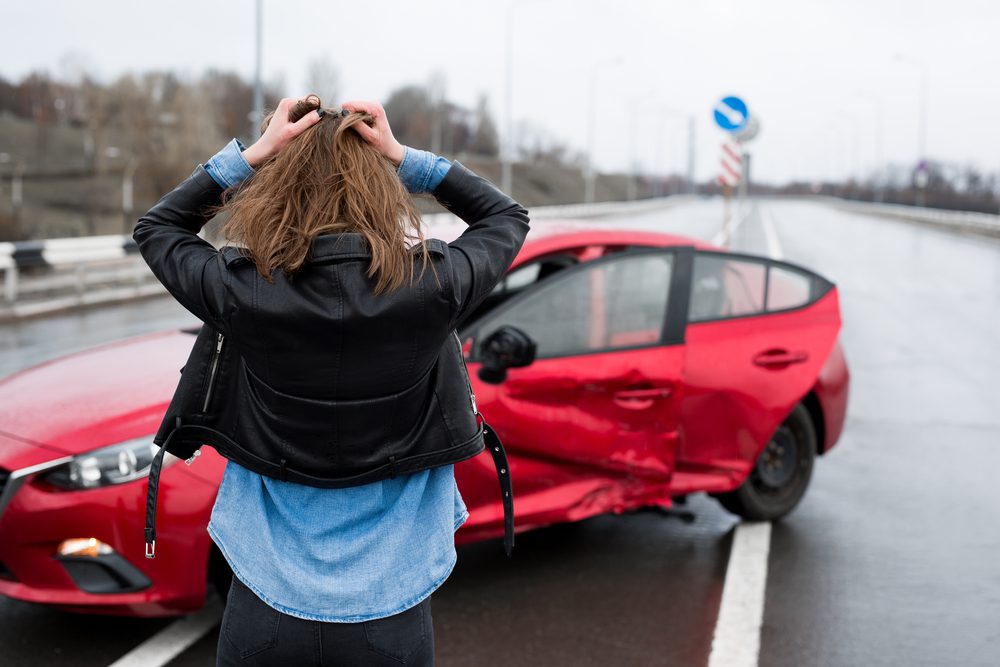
top-left (833, 111), bottom-right (860, 187)
top-left (122, 157), bottom-right (140, 234)
top-left (503, 0), bottom-right (555, 196)
top-left (584, 57), bottom-right (622, 204)
top-left (857, 91), bottom-right (885, 202)
top-left (0, 152), bottom-right (26, 236)
top-left (894, 53), bottom-right (929, 205)
top-left (249, 0), bottom-right (264, 142)
top-left (652, 106), bottom-right (691, 197)
top-left (627, 91), bottom-right (659, 201)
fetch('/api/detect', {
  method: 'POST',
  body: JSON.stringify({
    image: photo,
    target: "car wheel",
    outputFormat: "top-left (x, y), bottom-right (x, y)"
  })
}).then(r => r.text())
top-left (715, 403), bottom-right (816, 521)
top-left (209, 545), bottom-right (233, 602)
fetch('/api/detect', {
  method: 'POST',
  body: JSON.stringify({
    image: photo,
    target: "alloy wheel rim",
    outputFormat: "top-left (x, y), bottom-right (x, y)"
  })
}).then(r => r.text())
top-left (754, 425), bottom-right (798, 489)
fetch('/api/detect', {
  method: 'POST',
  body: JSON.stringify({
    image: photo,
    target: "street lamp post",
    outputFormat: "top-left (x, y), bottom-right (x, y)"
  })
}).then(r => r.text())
top-left (584, 57), bottom-right (621, 204)
top-left (250, 0), bottom-right (264, 142)
top-left (686, 115), bottom-right (696, 194)
top-left (857, 91), bottom-right (885, 202)
top-left (502, 0), bottom-right (526, 196)
top-left (0, 152), bottom-right (25, 239)
top-left (894, 54), bottom-right (929, 206)
top-left (656, 107), bottom-right (691, 197)
top-left (503, 0), bottom-right (556, 196)
top-left (834, 111), bottom-right (861, 189)
top-left (627, 91), bottom-right (659, 201)
top-left (122, 157), bottom-right (139, 234)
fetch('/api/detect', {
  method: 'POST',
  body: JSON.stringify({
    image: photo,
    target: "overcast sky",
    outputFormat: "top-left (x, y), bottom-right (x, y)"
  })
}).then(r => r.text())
top-left (3, 0), bottom-right (998, 184)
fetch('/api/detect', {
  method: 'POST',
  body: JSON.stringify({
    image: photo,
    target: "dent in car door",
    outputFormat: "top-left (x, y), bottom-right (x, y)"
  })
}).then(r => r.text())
top-left (676, 251), bottom-right (841, 492)
top-left (461, 249), bottom-right (692, 528)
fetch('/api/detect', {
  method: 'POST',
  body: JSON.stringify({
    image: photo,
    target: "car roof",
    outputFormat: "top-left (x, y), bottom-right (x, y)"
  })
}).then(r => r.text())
top-left (513, 222), bottom-right (722, 265)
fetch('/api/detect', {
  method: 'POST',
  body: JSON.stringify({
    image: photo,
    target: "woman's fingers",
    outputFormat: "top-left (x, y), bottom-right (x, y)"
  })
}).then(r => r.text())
top-left (351, 120), bottom-right (378, 144)
top-left (340, 100), bottom-right (403, 164)
top-left (243, 96), bottom-right (325, 165)
top-left (289, 108), bottom-right (323, 137)
top-left (342, 100), bottom-right (382, 118)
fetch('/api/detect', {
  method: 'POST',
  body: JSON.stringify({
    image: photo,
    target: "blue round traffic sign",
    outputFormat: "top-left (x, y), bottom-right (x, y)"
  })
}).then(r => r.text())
top-left (713, 96), bottom-right (748, 132)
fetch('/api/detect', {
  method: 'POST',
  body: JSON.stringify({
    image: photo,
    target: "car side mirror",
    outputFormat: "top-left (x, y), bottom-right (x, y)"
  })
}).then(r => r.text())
top-left (477, 325), bottom-right (537, 385)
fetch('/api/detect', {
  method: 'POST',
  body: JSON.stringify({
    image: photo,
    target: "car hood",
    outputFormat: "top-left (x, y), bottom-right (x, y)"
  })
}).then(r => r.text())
top-left (0, 330), bottom-right (195, 459)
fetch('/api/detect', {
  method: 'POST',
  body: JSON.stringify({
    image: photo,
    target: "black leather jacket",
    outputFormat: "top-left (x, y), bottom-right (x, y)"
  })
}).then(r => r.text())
top-left (133, 158), bottom-right (530, 558)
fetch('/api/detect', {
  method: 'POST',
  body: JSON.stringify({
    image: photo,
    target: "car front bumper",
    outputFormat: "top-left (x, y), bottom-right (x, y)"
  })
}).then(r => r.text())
top-left (0, 458), bottom-right (217, 617)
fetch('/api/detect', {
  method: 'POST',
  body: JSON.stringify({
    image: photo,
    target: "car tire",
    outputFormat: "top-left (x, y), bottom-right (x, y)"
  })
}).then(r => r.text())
top-left (209, 545), bottom-right (234, 602)
top-left (715, 403), bottom-right (816, 521)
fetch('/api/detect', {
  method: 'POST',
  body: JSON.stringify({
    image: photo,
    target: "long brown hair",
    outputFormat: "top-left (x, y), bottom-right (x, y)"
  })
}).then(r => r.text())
top-left (213, 94), bottom-right (438, 295)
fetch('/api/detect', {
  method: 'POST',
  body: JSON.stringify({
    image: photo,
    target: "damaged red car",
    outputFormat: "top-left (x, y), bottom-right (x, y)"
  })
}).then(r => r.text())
top-left (0, 227), bottom-right (848, 616)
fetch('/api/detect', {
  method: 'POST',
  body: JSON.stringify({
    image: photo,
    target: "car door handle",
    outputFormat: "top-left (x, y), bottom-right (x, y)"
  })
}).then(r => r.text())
top-left (613, 387), bottom-right (673, 400)
top-left (612, 386), bottom-right (673, 410)
top-left (753, 349), bottom-right (809, 368)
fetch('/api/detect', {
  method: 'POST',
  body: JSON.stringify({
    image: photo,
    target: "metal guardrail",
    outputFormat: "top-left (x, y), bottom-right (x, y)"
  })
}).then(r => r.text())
top-left (0, 234), bottom-right (142, 303)
top-left (4, 193), bottom-right (994, 318)
top-left (0, 196), bottom-right (690, 320)
top-left (824, 198), bottom-right (1000, 238)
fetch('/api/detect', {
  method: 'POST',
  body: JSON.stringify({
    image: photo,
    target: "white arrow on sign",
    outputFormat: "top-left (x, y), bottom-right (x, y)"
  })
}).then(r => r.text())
top-left (714, 100), bottom-right (745, 126)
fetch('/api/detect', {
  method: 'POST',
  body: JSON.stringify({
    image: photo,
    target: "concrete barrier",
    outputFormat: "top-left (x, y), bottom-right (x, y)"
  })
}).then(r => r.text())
top-left (824, 198), bottom-right (1000, 239)
top-left (0, 196), bottom-right (689, 321)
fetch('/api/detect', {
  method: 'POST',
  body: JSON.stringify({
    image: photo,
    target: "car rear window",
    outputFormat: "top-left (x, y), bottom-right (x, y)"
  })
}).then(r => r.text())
top-left (688, 252), bottom-right (832, 323)
top-left (689, 255), bottom-right (766, 322)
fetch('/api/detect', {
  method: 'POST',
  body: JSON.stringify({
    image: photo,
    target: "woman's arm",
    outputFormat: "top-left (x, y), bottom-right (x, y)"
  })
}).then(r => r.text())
top-left (430, 164), bottom-right (531, 329)
top-left (343, 100), bottom-right (531, 330)
top-left (132, 98), bottom-right (322, 328)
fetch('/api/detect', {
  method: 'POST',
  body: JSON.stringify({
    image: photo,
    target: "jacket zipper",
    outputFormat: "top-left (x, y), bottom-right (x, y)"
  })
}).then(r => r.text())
top-left (201, 332), bottom-right (225, 413)
top-left (454, 331), bottom-right (478, 416)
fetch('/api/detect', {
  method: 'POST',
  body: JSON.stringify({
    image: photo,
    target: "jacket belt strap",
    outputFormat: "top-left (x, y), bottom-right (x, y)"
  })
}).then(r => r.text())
top-left (144, 420), bottom-right (515, 558)
top-left (144, 427), bottom-right (178, 559)
top-left (482, 419), bottom-right (515, 557)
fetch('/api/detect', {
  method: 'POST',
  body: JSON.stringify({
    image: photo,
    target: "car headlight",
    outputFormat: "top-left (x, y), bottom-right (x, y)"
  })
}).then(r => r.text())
top-left (44, 437), bottom-right (181, 490)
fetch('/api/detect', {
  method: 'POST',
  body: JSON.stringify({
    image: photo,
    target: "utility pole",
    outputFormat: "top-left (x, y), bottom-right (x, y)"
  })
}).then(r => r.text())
top-left (122, 157), bottom-right (139, 234)
top-left (250, 0), bottom-right (264, 142)
top-left (894, 54), bottom-right (929, 206)
top-left (502, 0), bottom-right (554, 195)
top-left (857, 92), bottom-right (885, 202)
top-left (584, 58), bottom-right (621, 204)
top-left (687, 115), bottom-right (696, 194)
top-left (501, 1), bottom-right (518, 195)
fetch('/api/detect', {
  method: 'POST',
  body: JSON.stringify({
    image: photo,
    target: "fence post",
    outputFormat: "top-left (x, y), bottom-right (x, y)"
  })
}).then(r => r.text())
top-left (4, 265), bottom-right (18, 302)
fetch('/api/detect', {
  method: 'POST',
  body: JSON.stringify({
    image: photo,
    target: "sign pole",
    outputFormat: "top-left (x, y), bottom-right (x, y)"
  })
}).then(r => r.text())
top-left (712, 95), bottom-right (757, 249)
top-left (723, 183), bottom-right (732, 246)
top-left (738, 147), bottom-right (748, 202)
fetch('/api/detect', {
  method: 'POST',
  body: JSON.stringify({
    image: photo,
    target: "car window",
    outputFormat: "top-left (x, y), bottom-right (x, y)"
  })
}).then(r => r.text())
top-left (489, 254), bottom-right (577, 295)
top-left (767, 265), bottom-right (812, 311)
top-left (689, 254), bottom-right (767, 322)
top-left (474, 251), bottom-right (674, 359)
top-left (457, 254), bottom-right (579, 331)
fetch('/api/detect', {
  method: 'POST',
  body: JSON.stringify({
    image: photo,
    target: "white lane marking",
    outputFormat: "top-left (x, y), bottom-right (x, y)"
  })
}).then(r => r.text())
top-left (760, 204), bottom-right (784, 260)
top-left (708, 521), bottom-right (772, 667)
top-left (711, 202), bottom-right (754, 247)
top-left (107, 596), bottom-right (223, 667)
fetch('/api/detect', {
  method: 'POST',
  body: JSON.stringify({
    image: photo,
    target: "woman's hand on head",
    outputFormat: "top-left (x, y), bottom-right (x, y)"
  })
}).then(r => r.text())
top-left (242, 97), bottom-right (324, 168)
top-left (341, 101), bottom-right (406, 167)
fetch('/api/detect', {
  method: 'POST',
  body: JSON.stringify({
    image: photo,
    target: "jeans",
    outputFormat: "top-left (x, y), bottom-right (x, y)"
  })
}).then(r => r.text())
top-left (217, 575), bottom-right (435, 666)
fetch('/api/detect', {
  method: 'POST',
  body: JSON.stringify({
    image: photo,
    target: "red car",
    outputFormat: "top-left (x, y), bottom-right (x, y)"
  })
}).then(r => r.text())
top-left (0, 227), bottom-right (848, 616)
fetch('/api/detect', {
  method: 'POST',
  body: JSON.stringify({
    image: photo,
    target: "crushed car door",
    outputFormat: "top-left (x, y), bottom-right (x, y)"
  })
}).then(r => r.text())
top-left (675, 250), bottom-right (842, 491)
top-left (461, 248), bottom-right (691, 522)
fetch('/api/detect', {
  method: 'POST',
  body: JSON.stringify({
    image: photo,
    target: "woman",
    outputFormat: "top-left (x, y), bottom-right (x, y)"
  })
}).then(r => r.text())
top-left (132, 95), bottom-right (530, 666)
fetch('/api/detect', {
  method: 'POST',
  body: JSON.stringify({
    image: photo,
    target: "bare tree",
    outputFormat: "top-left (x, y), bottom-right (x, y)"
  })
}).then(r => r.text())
top-left (469, 94), bottom-right (499, 157)
top-left (305, 57), bottom-right (340, 104)
top-left (384, 85), bottom-right (433, 149)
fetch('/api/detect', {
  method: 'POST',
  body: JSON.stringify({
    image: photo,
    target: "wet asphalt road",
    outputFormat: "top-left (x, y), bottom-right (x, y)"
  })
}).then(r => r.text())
top-left (1, 198), bottom-right (998, 666)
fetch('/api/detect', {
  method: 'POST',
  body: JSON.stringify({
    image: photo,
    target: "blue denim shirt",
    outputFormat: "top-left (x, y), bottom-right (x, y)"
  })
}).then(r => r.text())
top-left (201, 137), bottom-right (465, 622)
